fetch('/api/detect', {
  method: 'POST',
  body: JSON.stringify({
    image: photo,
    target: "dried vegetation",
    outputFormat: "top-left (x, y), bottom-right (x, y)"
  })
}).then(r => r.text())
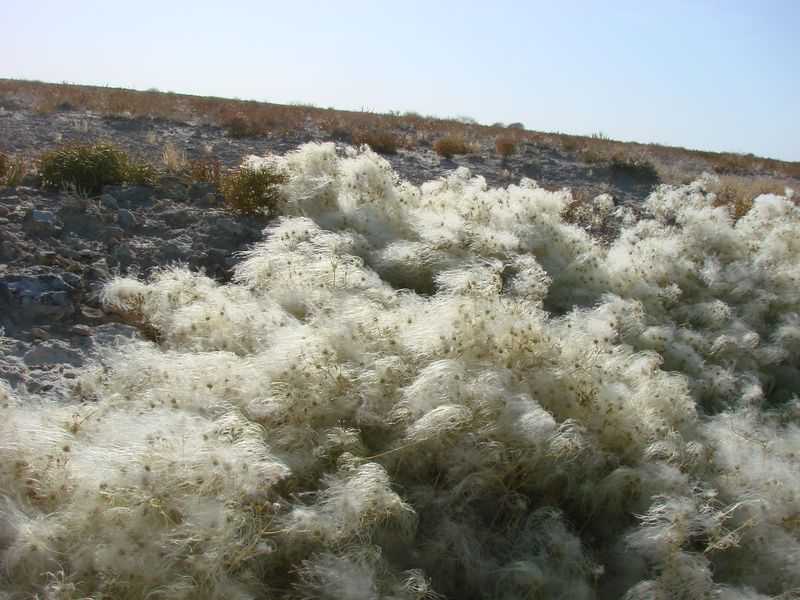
top-left (1, 144), bottom-right (799, 598)
top-left (3, 78), bottom-right (797, 187)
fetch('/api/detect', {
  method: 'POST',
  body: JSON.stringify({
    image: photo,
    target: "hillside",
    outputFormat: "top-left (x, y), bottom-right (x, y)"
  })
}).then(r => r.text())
top-left (2, 79), bottom-right (798, 202)
top-left (0, 80), bottom-right (799, 599)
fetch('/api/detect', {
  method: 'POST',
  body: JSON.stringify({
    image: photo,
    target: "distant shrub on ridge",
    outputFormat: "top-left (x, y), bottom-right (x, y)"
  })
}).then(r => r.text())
top-left (354, 131), bottom-right (401, 155)
top-left (495, 138), bottom-right (518, 162)
top-left (609, 151), bottom-right (659, 182)
top-left (433, 136), bottom-right (477, 160)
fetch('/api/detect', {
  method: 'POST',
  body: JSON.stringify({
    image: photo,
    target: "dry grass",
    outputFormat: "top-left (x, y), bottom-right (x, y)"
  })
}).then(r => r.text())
top-left (707, 174), bottom-right (797, 219)
top-left (0, 152), bottom-right (29, 186)
top-left (223, 113), bottom-right (271, 138)
top-left (433, 136), bottom-right (478, 160)
top-left (540, 133), bottom-right (800, 183)
top-left (72, 117), bottom-right (89, 133)
top-left (353, 130), bottom-right (403, 154)
top-left (162, 141), bottom-right (188, 174)
top-left (495, 138), bottom-right (518, 161)
top-left (1, 78), bottom-right (798, 185)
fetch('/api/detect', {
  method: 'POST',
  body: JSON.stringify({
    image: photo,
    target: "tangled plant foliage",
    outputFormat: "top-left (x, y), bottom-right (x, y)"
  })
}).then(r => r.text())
top-left (2, 143), bottom-right (799, 598)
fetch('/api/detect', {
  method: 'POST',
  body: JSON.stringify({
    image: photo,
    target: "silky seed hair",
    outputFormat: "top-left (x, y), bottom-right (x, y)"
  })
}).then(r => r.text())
top-left (1, 144), bottom-right (798, 598)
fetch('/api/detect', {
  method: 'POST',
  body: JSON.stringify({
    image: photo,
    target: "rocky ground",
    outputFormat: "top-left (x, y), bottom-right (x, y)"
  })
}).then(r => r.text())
top-left (0, 104), bottom-right (659, 400)
top-left (0, 179), bottom-right (272, 398)
top-left (0, 100), bottom-right (660, 199)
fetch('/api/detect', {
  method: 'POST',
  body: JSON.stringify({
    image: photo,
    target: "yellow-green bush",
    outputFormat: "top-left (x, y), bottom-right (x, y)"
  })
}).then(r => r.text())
top-left (220, 166), bottom-right (286, 216)
top-left (189, 157), bottom-right (221, 184)
top-left (38, 142), bottom-right (156, 193)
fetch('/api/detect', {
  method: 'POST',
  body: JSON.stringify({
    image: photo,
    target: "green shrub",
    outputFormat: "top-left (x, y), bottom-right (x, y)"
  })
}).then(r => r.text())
top-left (124, 161), bottom-right (158, 186)
top-left (190, 157), bottom-right (221, 184)
top-left (220, 166), bottom-right (286, 216)
top-left (433, 136), bottom-right (477, 160)
top-left (38, 142), bottom-right (155, 193)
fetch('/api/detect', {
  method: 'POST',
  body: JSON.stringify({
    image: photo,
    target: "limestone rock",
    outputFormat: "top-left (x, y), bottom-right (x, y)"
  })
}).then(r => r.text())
top-left (24, 209), bottom-right (62, 236)
top-left (0, 273), bottom-right (75, 324)
top-left (117, 208), bottom-right (137, 229)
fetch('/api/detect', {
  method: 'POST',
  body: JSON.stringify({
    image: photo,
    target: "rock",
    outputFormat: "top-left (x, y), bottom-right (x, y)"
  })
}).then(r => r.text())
top-left (158, 175), bottom-right (190, 188)
top-left (113, 243), bottom-right (135, 263)
top-left (162, 241), bottom-right (181, 260)
top-left (92, 322), bottom-right (140, 345)
top-left (34, 250), bottom-right (58, 265)
top-left (202, 248), bottom-right (230, 267)
top-left (0, 241), bottom-right (18, 260)
top-left (160, 235), bottom-right (193, 262)
top-left (106, 226), bottom-right (124, 242)
top-left (23, 340), bottom-right (85, 367)
top-left (0, 274), bottom-right (75, 324)
top-left (117, 209), bottom-right (137, 229)
top-left (79, 307), bottom-right (106, 323)
top-left (99, 194), bottom-right (118, 209)
top-left (77, 249), bottom-right (95, 261)
top-left (29, 327), bottom-right (52, 340)
top-left (216, 217), bottom-right (246, 237)
top-left (90, 258), bottom-right (110, 278)
top-left (60, 272), bottom-right (83, 290)
top-left (190, 182), bottom-right (217, 198)
top-left (24, 209), bottom-right (62, 236)
top-left (198, 192), bottom-right (219, 207)
top-left (161, 208), bottom-right (193, 228)
top-left (57, 194), bottom-right (91, 214)
top-left (157, 175), bottom-right (189, 201)
top-left (105, 185), bottom-right (151, 207)
top-left (70, 324), bottom-right (93, 337)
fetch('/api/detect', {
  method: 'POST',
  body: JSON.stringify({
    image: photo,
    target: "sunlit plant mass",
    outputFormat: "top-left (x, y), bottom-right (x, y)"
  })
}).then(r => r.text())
top-left (2, 143), bottom-right (799, 599)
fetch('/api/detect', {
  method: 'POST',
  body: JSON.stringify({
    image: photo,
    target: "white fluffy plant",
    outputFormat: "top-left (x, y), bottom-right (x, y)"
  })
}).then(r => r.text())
top-left (1, 144), bottom-right (799, 599)
top-left (599, 177), bottom-right (800, 412)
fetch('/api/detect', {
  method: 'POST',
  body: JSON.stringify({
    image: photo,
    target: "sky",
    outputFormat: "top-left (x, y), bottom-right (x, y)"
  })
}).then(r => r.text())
top-left (2, 0), bottom-right (798, 161)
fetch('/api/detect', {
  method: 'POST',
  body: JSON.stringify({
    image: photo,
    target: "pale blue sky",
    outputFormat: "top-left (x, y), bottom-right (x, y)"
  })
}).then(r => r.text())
top-left (3, 0), bottom-right (798, 161)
